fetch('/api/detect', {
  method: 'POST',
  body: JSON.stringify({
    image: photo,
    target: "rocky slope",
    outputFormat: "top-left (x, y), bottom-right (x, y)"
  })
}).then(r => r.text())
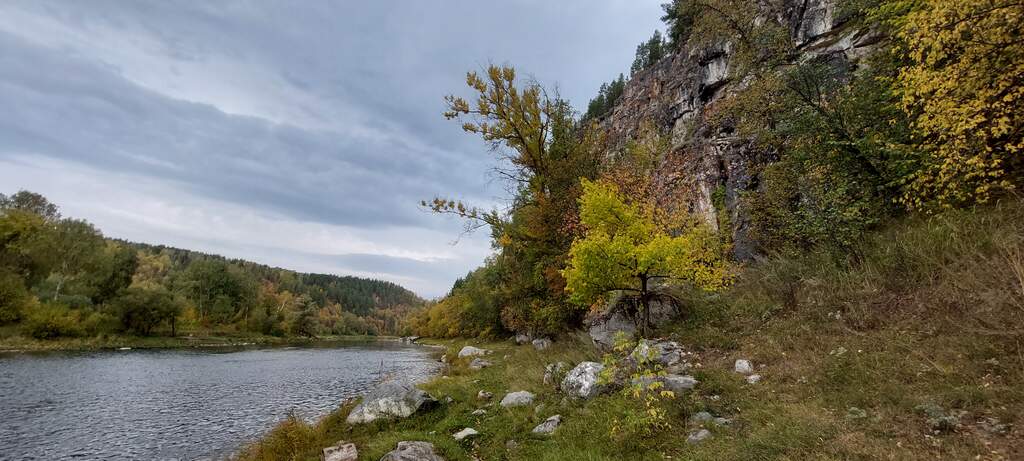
top-left (599, 0), bottom-right (882, 259)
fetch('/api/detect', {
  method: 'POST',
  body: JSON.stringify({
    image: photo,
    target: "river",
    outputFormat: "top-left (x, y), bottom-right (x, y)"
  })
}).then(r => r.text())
top-left (0, 341), bottom-right (439, 460)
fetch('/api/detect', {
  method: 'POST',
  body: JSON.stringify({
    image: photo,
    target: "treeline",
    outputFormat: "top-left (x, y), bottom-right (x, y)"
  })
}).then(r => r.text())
top-left (412, 0), bottom-right (1024, 338)
top-left (0, 191), bottom-right (422, 340)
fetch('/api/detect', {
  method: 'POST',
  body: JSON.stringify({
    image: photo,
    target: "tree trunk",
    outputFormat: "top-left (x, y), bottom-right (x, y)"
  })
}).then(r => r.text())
top-left (639, 275), bottom-right (650, 337)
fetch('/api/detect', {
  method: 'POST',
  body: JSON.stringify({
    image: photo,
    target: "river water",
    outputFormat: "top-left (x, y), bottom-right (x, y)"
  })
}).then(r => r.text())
top-left (0, 341), bottom-right (439, 460)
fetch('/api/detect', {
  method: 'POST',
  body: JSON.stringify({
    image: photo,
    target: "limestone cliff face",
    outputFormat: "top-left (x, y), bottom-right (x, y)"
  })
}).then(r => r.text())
top-left (599, 0), bottom-right (882, 259)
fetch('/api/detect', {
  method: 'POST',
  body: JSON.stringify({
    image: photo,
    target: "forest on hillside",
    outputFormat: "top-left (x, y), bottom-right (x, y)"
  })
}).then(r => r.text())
top-left (0, 190), bottom-right (422, 341)
top-left (409, 0), bottom-right (1024, 338)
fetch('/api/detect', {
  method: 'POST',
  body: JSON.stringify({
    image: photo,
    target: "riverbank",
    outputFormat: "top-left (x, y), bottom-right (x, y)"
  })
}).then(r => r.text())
top-left (237, 204), bottom-right (1022, 460)
top-left (0, 329), bottom-right (391, 353)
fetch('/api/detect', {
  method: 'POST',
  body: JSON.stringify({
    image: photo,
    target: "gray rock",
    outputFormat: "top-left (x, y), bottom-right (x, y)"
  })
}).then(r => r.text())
top-left (532, 338), bottom-right (552, 350)
top-left (586, 291), bottom-right (680, 350)
top-left (543, 362), bottom-right (569, 389)
top-left (322, 441), bottom-right (358, 461)
top-left (378, 441), bottom-right (444, 461)
top-left (471, 409), bottom-right (487, 416)
top-left (745, 374), bottom-right (762, 384)
top-left (439, 354), bottom-right (447, 364)
top-left (458, 346), bottom-right (489, 358)
top-left (690, 411), bottom-right (714, 423)
top-left (499, 391), bottom-right (536, 407)
top-left (505, 440), bottom-right (518, 450)
top-left (514, 334), bottom-right (532, 345)
top-left (346, 382), bottom-right (438, 424)
top-left (631, 340), bottom-right (687, 367)
top-left (477, 390), bottom-right (493, 400)
top-left (713, 417), bottom-right (731, 426)
top-left (561, 361), bottom-right (606, 399)
top-left (468, 358), bottom-right (492, 370)
top-left (663, 374), bottom-right (698, 392)
top-left (687, 429), bottom-right (712, 444)
top-left (532, 414), bottom-right (562, 434)
top-left (734, 359), bottom-right (754, 375)
top-left (453, 428), bottom-right (479, 441)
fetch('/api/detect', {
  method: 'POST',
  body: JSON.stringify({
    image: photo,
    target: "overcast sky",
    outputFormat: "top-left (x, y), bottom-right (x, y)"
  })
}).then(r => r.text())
top-left (0, 0), bottom-right (664, 298)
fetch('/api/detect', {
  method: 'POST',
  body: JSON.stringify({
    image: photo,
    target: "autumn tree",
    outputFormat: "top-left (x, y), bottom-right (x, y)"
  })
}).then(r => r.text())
top-left (895, 0), bottom-right (1024, 209)
top-left (562, 180), bottom-right (729, 334)
top-left (427, 65), bottom-right (602, 334)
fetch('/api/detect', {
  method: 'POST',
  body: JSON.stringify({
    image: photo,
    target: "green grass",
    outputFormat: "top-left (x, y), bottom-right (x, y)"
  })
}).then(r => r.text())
top-left (239, 201), bottom-right (1024, 460)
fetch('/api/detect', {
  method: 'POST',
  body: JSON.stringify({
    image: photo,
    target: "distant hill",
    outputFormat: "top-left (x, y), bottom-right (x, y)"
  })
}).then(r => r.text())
top-left (121, 241), bottom-right (424, 315)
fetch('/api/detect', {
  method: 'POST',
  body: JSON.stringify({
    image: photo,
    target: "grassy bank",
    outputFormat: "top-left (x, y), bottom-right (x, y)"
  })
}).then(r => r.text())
top-left (0, 329), bottom-right (388, 353)
top-left (238, 202), bottom-right (1022, 460)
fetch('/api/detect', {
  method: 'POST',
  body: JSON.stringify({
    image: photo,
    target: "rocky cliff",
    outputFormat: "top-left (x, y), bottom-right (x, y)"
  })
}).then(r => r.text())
top-left (599, 0), bottom-right (883, 259)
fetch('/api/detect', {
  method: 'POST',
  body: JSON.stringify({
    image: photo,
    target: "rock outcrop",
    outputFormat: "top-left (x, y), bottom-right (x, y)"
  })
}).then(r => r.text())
top-left (346, 382), bottom-right (438, 424)
top-left (596, 0), bottom-right (881, 260)
top-left (532, 414), bottom-right (562, 434)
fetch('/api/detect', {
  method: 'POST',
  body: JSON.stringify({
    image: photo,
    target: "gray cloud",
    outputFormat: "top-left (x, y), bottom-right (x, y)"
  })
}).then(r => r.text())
top-left (0, 0), bottom-right (664, 296)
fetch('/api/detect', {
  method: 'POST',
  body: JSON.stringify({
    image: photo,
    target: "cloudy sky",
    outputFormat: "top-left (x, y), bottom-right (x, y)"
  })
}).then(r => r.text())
top-left (0, 0), bottom-right (664, 297)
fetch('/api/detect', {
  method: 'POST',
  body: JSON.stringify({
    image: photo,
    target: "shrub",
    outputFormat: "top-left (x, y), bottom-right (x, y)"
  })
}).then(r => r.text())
top-left (21, 304), bottom-right (84, 339)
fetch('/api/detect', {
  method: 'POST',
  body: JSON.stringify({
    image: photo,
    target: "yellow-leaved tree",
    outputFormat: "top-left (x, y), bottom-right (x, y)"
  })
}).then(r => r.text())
top-left (561, 179), bottom-right (729, 334)
top-left (896, 0), bottom-right (1024, 208)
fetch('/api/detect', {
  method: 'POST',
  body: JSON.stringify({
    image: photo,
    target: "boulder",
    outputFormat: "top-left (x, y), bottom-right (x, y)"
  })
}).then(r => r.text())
top-left (453, 428), bottom-right (479, 441)
top-left (514, 334), bottom-right (532, 345)
top-left (561, 362), bottom-right (606, 399)
top-left (586, 291), bottom-right (679, 350)
top-left (543, 362), bottom-right (568, 389)
top-left (690, 411), bottom-right (730, 426)
top-left (745, 374), bottom-right (762, 384)
top-left (379, 441), bottom-right (444, 461)
top-left (346, 382), bottom-right (438, 424)
top-left (662, 374), bottom-right (699, 393)
top-left (471, 409), bottom-right (487, 416)
top-left (687, 429), bottom-right (712, 444)
top-left (532, 414), bottom-right (562, 434)
top-left (458, 346), bottom-right (489, 358)
top-left (322, 441), bottom-right (358, 461)
top-left (468, 358), bottom-right (492, 370)
top-left (499, 391), bottom-right (536, 407)
top-left (532, 338), bottom-right (552, 350)
top-left (631, 340), bottom-right (688, 367)
top-left (477, 390), bottom-right (493, 400)
top-left (734, 359), bottom-right (754, 375)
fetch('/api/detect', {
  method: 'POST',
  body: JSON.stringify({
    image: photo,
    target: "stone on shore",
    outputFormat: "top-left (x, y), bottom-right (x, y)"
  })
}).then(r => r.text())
top-left (322, 441), bottom-right (358, 461)
top-left (532, 414), bottom-right (562, 434)
top-left (468, 358), bottom-right (492, 370)
top-left (458, 346), bottom-right (490, 358)
top-left (346, 382), bottom-right (437, 424)
top-left (561, 361), bottom-right (606, 399)
top-left (499, 391), bottom-right (536, 407)
top-left (453, 428), bottom-right (479, 441)
top-left (379, 441), bottom-right (444, 461)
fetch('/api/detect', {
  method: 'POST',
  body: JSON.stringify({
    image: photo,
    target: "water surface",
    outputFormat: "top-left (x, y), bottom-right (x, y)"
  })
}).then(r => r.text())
top-left (0, 341), bottom-right (438, 460)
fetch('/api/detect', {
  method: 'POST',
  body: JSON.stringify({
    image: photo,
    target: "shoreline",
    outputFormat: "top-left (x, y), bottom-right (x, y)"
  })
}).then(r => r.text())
top-left (0, 333), bottom-right (407, 354)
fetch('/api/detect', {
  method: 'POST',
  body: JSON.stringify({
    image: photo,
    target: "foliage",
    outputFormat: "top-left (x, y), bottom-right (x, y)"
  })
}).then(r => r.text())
top-left (599, 333), bottom-right (677, 443)
top-left (563, 180), bottom-right (729, 332)
top-left (0, 191), bottom-right (423, 341)
top-left (583, 74), bottom-right (626, 121)
top-left (631, 30), bottom-right (668, 75)
top-left (409, 261), bottom-right (506, 338)
top-left (108, 287), bottom-right (183, 336)
top-left (894, 0), bottom-right (1024, 209)
top-left (430, 65), bottom-right (602, 335)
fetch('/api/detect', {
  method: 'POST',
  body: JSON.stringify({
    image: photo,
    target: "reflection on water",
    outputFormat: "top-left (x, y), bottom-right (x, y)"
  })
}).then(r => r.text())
top-left (0, 341), bottom-right (438, 460)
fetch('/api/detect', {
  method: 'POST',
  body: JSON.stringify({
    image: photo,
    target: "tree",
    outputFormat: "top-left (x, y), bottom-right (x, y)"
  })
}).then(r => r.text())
top-left (895, 0), bottom-right (1024, 209)
top-left (109, 287), bottom-right (182, 336)
top-left (562, 180), bottom-right (730, 334)
top-left (48, 218), bottom-right (105, 300)
top-left (631, 30), bottom-right (668, 75)
top-left (289, 295), bottom-right (318, 337)
top-left (0, 190), bottom-right (60, 221)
